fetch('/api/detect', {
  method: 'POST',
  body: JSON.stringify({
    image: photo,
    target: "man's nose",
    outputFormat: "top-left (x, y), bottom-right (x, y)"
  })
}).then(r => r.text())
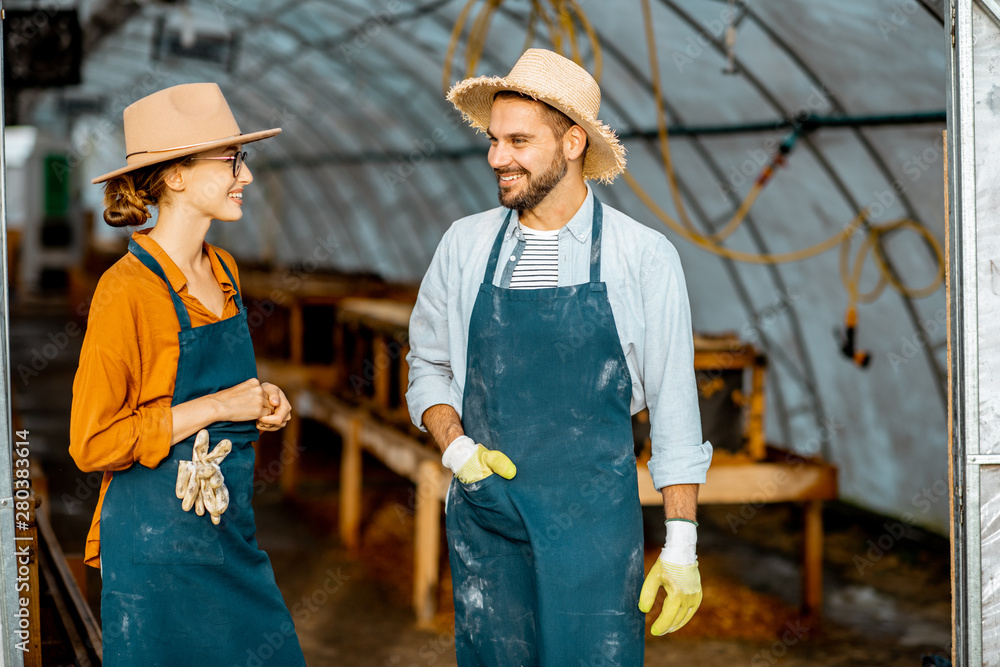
top-left (488, 143), bottom-right (512, 170)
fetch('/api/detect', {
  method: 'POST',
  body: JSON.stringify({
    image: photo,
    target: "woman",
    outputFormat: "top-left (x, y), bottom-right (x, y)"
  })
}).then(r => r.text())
top-left (70, 83), bottom-right (306, 666)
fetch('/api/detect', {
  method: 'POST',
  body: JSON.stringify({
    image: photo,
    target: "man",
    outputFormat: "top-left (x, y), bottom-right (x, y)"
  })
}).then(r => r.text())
top-left (406, 48), bottom-right (713, 666)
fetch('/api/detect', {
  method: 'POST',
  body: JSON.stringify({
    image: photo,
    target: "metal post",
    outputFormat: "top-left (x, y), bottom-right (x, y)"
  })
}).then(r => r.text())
top-left (946, 0), bottom-right (1000, 663)
top-left (0, 4), bottom-right (27, 666)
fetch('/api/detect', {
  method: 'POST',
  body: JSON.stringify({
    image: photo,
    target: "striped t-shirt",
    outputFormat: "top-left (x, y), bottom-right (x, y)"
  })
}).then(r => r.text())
top-left (510, 224), bottom-right (560, 289)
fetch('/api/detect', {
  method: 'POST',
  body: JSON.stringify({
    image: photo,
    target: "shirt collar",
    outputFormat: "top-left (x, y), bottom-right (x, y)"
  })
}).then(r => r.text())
top-left (131, 230), bottom-right (236, 295)
top-left (505, 184), bottom-right (594, 243)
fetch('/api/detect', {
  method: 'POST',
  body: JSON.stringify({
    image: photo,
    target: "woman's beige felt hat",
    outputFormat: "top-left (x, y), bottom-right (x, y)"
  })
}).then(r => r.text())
top-left (92, 82), bottom-right (280, 184)
top-left (446, 48), bottom-right (626, 184)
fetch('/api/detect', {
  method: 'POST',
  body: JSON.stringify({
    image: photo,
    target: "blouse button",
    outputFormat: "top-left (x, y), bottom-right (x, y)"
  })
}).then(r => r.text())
top-left (509, 255), bottom-right (517, 262)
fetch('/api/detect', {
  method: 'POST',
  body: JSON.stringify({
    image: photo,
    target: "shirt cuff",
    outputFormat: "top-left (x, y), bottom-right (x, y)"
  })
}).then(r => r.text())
top-left (648, 440), bottom-right (714, 490)
top-left (406, 377), bottom-right (456, 432)
top-left (132, 405), bottom-right (173, 468)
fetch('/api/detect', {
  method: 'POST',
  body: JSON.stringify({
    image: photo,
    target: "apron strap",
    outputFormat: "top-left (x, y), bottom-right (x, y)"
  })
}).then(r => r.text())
top-left (482, 197), bottom-right (604, 286)
top-left (214, 250), bottom-right (245, 312)
top-left (590, 197), bottom-right (603, 284)
top-left (128, 238), bottom-right (192, 331)
top-left (482, 209), bottom-right (514, 285)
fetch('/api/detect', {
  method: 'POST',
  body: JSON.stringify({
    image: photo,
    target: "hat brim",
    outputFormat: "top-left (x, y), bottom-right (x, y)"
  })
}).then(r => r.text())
top-left (447, 76), bottom-right (625, 184)
top-left (91, 127), bottom-right (282, 184)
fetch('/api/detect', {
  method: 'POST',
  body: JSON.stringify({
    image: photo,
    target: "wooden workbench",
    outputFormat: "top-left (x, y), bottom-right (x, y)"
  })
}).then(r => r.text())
top-left (251, 295), bottom-right (838, 627)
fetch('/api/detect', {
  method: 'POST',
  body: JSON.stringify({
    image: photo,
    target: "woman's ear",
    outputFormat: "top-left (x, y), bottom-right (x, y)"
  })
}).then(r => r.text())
top-left (162, 164), bottom-right (187, 193)
top-left (564, 125), bottom-right (588, 162)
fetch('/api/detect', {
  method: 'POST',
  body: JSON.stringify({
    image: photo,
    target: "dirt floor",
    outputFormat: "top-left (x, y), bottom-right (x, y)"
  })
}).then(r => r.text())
top-left (17, 304), bottom-right (952, 666)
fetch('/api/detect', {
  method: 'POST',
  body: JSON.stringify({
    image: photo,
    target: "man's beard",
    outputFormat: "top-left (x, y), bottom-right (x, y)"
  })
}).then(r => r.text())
top-left (496, 152), bottom-right (568, 211)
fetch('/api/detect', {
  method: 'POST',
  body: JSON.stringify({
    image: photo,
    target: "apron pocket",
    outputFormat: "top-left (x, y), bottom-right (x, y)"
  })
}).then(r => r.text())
top-left (133, 498), bottom-right (224, 566)
top-left (452, 475), bottom-right (529, 557)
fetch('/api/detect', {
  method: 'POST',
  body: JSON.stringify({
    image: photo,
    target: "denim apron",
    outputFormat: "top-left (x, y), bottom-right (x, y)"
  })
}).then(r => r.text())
top-left (99, 240), bottom-right (305, 666)
top-left (447, 198), bottom-right (644, 666)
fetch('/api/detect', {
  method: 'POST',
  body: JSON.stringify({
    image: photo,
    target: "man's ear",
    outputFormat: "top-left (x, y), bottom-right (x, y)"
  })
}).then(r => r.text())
top-left (564, 125), bottom-right (588, 162)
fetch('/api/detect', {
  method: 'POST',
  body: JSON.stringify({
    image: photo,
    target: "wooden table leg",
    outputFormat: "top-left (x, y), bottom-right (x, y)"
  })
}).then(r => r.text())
top-left (340, 419), bottom-right (363, 552)
top-left (802, 499), bottom-right (824, 620)
top-left (374, 335), bottom-right (391, 411)
top-left (414, 460), bottom-right (442, 628)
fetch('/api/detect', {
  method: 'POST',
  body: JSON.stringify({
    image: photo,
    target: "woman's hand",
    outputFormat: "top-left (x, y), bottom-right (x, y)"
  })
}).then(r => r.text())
top-left (256, 382), bottom-right (292, 432)
top-left (210, 378), bottom-right (272, 423)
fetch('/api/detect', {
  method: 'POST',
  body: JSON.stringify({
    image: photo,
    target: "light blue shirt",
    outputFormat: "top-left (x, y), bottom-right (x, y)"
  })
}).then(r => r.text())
top-left (406, 186), bottom-right (713, 489)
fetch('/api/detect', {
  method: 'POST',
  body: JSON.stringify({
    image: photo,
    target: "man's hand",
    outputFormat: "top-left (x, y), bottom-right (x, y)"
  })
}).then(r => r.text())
top-left (442, 435), bottom-right (516, 484)
top-left (638, 519), bottom-right (702, 635)
top-left (638, 558), bottom-right (702, 635)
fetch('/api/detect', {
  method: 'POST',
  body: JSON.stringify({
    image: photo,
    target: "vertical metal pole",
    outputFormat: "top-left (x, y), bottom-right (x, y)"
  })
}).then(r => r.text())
top-left (0, 4), bottom-right (26, 666)
top-left (946, 1), bottom-right (970, 662)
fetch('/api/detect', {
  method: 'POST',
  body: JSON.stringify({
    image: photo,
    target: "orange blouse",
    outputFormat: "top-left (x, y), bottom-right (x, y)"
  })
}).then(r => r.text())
top-left (69, 230), bottom-right (243, 567)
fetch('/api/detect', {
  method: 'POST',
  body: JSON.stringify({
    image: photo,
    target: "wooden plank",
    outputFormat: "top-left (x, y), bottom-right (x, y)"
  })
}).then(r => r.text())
top-left (294, 389), bottom-right (359, 435)
top-left (357, 420), bottom-right (440, 483)
top-left (36, 507), bottom-right (102, 662)
top-left (413, 460), bottom-right (443, 628)
top-left (339, 419), bottom-right (363, 552)
top-left (338, 297), bottom-right (414, 330)
top-left (637, 460), bottom-right (838, 505)
top-left (693, 348), bottom-right (758, 369)
top-left (64, 555), bottom-right (88, 600)
top-left (256, 359), bottom-right (338, 391)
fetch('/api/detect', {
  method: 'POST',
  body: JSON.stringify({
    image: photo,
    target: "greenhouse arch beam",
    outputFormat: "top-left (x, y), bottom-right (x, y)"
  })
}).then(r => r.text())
top-left (660, 0), bottom-right (948, 411)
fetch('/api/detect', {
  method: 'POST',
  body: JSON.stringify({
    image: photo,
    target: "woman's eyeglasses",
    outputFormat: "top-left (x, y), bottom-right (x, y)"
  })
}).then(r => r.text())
top-left (190, 151), bottom-right (247, 177)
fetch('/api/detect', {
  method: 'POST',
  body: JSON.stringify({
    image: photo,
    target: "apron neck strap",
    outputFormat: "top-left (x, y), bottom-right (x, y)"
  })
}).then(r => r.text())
top-left (214, 252), bottom-right (245, 312)
top-left (482, 197), bottom-right (605, 286)
top-left (589, 197), bottom-right (603, 284)
top-left (129, 238), bottom-right (192, 330)
top-left (483, 210), bottom-right (514, 285)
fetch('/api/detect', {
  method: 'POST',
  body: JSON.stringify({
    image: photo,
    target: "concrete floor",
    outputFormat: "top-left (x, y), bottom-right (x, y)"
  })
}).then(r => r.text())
top-left (16, 302), bottom-right (952, 666)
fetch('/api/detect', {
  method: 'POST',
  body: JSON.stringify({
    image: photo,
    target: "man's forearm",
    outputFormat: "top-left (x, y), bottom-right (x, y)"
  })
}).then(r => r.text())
top-left (662, 483), bottom-right (699, 521)
top-left (422, 404), bottom-right (465, 453)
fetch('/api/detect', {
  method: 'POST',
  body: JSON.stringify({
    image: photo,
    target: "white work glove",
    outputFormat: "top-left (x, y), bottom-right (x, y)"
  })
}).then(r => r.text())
top-left (442, 435), bottom-right (517, 484)
top-left (175, 429), bottom-right (232, 525)
top-left (638, 520), bottom-right (703, 635)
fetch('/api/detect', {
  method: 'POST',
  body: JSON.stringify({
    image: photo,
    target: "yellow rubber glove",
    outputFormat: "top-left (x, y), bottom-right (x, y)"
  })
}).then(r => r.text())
top-left (443, 436), bottom-right (517, 484)
top-left (455, 444), bottom-right (516, 484)
top-left (638, 559), bottom-right (702, 635)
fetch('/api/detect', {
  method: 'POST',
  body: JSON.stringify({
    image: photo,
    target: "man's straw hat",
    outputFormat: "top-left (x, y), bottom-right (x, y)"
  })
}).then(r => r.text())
top-left (92, 82), bottom-right (280, 184)
top-left (447, 48), bottom-right (626, 183)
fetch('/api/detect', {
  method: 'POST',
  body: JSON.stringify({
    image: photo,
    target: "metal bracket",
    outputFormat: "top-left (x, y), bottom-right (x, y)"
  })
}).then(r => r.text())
top-left (968, 454), bottom-right (1000, 465)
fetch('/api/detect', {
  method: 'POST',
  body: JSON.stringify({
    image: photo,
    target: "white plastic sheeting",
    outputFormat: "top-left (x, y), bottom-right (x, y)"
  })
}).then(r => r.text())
top-left (38, 0), bottom-right (948, 530)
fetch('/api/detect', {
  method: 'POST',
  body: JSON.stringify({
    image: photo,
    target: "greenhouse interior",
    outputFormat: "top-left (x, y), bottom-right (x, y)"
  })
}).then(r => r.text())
top-left (2, 0), bottom-right (993, 665)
